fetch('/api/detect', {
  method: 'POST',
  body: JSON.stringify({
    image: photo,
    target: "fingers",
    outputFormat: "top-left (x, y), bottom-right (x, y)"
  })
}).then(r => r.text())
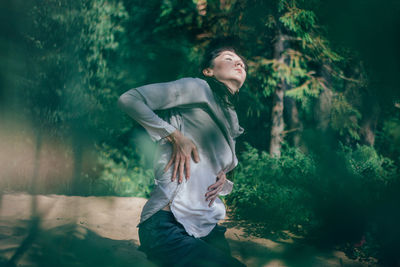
top-left (205, 186), bottom-right (221, 199)
top-left (184, 144), bottom-right (199, 180)
top-left (164, 157), bottom-right (173, 173)
top-left (178, 157), bottom-right (185, 183)
top-left (167, 135), bottom-right (200, 183)
top-left (170, 156), bottom-right (190, 183)
top-left (205, 171), bottom-right (227, 207)
top-left (171, 154), bottom-right (179, 182)
top-left (185, 156), bottom-right (191, 180)
top-left (169, 152), bottom-right (196, 183)
top-left (164, 149), bottom-right (176, 173)
top-left (207, 178), bottom-right (224, 191)
top-left (192, 146), bottom-right (200, 163)
top-left (207, 187), bottom-right (222, 207)
top-left (207, 172), bottom-right (226, 191)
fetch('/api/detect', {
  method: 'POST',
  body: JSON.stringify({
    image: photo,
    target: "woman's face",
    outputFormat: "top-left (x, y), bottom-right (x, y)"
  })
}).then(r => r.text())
top-left (203, 50), bottom-right (247, 95)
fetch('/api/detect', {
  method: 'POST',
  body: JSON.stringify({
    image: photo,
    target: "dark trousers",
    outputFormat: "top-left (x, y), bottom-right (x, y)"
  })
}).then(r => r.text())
top-left (138, 210), bottom-right (246, 267)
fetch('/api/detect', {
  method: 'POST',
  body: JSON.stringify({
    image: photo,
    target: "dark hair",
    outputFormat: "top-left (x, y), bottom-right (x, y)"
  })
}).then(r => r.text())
top-left (200, 38), bottom-right (247, 109)
top-left (201, 40), bottom-right (247, 72)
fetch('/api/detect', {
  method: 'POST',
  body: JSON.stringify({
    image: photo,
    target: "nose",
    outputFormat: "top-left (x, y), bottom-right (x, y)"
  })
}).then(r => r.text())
top-left (235, 61), bottom-right (244, 69)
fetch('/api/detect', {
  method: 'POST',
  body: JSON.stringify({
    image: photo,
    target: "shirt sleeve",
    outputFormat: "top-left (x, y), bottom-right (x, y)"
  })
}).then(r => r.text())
top-left (118, 78), bottom-right (210, 142)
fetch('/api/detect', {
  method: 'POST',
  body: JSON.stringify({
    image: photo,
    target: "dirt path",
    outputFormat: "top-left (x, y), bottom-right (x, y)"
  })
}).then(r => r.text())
top-left (0, 193), bottom-right (373, 267)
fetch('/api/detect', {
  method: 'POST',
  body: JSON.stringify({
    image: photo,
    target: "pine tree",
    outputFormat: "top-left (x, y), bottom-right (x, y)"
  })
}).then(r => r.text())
top-left (228, 0), bottom-right (355, 156)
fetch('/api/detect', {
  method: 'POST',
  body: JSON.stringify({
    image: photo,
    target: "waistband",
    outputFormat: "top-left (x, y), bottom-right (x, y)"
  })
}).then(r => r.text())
top-left (138, 209), bottom-right (175, 228)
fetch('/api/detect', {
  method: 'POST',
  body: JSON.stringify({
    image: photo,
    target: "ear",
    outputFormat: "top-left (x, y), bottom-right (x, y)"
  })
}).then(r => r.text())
top-left (202, 68), bottom-right (213, 77)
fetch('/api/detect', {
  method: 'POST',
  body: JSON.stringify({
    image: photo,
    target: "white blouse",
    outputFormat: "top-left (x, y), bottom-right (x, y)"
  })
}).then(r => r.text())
top-left (118, 77), bottom-right (244, 238)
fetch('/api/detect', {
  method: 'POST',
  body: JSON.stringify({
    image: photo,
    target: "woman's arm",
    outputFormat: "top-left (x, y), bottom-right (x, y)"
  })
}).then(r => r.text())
top-left (118, 78), bottom-right (209, 140)
top-left (118, 78), bottom-right (204, 182)
top-left (118, 89), bottom-right (176, 141)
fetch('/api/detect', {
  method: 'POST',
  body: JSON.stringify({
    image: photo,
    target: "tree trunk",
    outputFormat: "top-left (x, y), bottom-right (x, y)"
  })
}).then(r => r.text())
top-left (284, 96), bottom-right (303, 147)
top-left (269, 32), bottom-right (286, 157)
top-left (314, 87), bottom-right (333, 131)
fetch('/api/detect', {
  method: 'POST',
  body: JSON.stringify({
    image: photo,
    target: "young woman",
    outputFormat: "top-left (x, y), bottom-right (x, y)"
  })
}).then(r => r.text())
top-left (118, 43), bottom-right (247, 267)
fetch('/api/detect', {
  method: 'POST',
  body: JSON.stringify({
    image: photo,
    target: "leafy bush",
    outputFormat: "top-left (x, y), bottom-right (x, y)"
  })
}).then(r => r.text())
top-left (227, 142), bottom-right (317, 237)
top-left (227, 142), bottom-right (399, 265)
top-left (91, 142), bottom-right (154, 198)
top-left (340, 144), bottom-right (397, 182)
top-left (338, 144), bottom-right (397, 202)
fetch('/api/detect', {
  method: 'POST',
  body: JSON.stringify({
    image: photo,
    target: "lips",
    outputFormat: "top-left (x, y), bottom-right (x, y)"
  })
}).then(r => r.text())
top-left (234, 68), bottom-right (243, 73)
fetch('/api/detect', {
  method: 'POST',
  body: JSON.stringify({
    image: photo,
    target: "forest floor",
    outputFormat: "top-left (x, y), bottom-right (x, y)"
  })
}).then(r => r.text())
top-left (0, 193), bottom-right (377, 267)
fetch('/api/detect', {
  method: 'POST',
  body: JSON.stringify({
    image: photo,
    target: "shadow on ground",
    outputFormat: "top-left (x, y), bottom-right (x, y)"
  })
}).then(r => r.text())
top-left (228, 237), bottom-right (370, 267)
top-left (0, 219), bottom-right (155, 267)
top-left (222, 215), bottom-right (373, 267)
top-left (0, 194), bottom-right (374, 267)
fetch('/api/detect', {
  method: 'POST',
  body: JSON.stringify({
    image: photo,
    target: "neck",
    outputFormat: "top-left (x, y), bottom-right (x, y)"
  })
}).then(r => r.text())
top-left (221, 81), bottom-right (240, 95)
top-left (205, 77), bottom-right (232, 93)
top-left (204, 77), bottom-right (236, 108)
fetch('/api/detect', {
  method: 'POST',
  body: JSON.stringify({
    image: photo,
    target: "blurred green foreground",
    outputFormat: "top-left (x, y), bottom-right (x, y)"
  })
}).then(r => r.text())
top-left (1, 0), bottom-right (400, 266)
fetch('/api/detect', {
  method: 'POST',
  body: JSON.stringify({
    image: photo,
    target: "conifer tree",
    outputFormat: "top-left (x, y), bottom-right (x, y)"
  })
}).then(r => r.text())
top-left (228, 0), bottom-right (358, 156)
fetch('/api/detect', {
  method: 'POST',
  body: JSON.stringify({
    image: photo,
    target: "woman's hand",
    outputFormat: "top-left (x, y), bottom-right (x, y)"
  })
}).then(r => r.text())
top-left (205, 170), bottom-right (226, 207)
top-left (163, 130), bottom-right (200, 183)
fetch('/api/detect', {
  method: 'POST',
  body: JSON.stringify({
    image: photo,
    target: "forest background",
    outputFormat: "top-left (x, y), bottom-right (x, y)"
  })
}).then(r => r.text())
top-left (1, 0), bottom-right (400, 265)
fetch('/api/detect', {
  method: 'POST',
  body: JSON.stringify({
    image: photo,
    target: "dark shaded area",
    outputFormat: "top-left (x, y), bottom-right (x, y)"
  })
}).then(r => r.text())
top-left (227, 237), bottom-right (366, 267)
top-left (0, 220), bottom-right (154, 267)
top-left (227, 128), bottom-right (399, 266)
top-left (316, 0), bottom-right (400, 102)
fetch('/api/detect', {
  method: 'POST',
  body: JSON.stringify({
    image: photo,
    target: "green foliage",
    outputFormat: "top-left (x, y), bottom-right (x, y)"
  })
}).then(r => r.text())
top-left (383, 117), bottom-right (400, 143)
top-left (335, 144), bottom-right (399, 264)
top-left (21, 0), bottom-right (130, 139)
top-left (339, 144), bottom-right (397, 185)
top-left (156, 0), bottom-right (198, 31)
top-left (279, 4), bottom-right (316, 41)
top-left (331, 94), bottom-right (362, 140)
top-left (227, 141), bottom-right (399, 264)
top-left (376, 116), bottom-right (400, 164)
top-left (92, 142), bottom-right (154, 198)
top-left (243, 0), bottom-right (345, 129)
top-left (227, 142), bottom-right (316, 236)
